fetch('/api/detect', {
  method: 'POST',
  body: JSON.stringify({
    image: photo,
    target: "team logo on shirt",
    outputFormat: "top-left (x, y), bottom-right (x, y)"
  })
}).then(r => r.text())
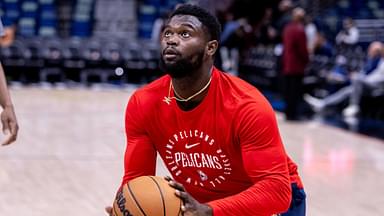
top-left (164, 129), bottom-right (232, 188)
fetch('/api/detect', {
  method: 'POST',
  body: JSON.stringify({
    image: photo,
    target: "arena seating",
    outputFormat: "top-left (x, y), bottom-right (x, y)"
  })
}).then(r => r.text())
top-left (0, 0), bottom-right (382, 136)
top-left (239, 45), bottom-right (279, 91)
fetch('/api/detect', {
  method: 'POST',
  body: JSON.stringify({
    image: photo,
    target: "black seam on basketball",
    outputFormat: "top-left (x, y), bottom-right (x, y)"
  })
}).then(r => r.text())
top-left (113, 204), bottom-right (119, 216)
top-left (149, 176), bottom-right (166, 216)
top-left (127, 182), bottom-right (147, 216)
top-left (177, 199), bottom-right (182, 216)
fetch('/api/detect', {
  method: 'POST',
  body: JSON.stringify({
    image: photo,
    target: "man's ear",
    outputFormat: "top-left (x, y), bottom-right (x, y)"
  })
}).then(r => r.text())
top-left (206, 40), bottom-right (219, 57)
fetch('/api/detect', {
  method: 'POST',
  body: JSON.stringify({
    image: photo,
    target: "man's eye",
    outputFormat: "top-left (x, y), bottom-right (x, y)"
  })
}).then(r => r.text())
top-left (181, 32), bottom-right (190, 38)
top-left (164, 31), bottom-right (172, 37)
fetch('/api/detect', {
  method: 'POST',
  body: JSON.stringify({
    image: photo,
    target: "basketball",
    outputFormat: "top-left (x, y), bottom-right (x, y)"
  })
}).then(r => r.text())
top-left (112, 176), bottom-right (182, 216)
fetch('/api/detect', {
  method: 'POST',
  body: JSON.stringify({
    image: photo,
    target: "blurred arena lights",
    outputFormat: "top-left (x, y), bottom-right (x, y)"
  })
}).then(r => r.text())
top-left (115, 67), bottom-right (124, 76)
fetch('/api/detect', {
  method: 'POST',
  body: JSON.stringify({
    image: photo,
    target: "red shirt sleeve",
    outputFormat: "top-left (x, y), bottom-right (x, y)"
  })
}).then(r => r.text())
top-left (208, 102), bottom-right (291, 215)
top-left (122, 93), bottom-right (157, 185)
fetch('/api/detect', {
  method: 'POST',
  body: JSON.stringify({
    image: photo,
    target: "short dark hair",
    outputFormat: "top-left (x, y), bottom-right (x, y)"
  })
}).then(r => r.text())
top-left (169, 4), bottom-right (221, 42)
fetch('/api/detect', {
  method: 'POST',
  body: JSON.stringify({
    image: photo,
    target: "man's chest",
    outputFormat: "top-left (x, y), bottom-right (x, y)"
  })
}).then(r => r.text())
top-left (148, 111), bottom-right (242, 189)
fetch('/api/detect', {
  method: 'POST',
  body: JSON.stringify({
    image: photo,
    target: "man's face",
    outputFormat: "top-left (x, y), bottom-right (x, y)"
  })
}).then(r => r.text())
top-left (343, 19), bottom-right (353, 29)
top-left (160, 15), bottom-right (208, 78)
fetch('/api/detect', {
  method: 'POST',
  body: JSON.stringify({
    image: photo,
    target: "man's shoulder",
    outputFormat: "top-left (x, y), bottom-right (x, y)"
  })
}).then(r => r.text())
top-left (216, 69), bottom-right (269, 106)
top-left (133, 75), bottom-right (169, 99)
top-left (127, 75), bottom-right (170, 117)
top-left (285, 22), bottom-right (304, 32)
top-left (217, 69), bottom-right (258, 92)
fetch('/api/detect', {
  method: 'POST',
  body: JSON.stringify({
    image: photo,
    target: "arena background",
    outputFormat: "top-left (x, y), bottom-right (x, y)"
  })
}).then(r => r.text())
top-left (0, 0), bottom-right (383, 215)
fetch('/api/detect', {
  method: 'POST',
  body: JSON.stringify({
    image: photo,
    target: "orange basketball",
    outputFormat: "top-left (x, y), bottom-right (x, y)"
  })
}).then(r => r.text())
top-left (113, 176), bottom-right (182, 216)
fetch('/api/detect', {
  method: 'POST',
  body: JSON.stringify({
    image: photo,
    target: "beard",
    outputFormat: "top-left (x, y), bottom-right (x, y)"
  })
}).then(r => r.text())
top-left (160, 50), bottom-right (205, 78)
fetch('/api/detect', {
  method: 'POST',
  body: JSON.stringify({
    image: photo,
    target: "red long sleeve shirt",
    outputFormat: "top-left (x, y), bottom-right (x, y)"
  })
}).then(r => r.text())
top-left (123, 67), bottom-right (303, 215)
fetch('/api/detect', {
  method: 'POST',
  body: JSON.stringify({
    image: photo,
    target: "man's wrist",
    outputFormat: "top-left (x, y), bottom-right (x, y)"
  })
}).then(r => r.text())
top-left (203, 204), bottom-right (213, 216)
top-left (2, 103), bottom-right (14, 109)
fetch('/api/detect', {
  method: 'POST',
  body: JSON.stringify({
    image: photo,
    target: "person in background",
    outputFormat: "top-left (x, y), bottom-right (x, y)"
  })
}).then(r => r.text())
top-left (274, 0), bottom-right (293, 43)
top-left (151, 11), bottom-right (170, 43)
top-left (0, 19), bottom-right (19, 145)
top-left (219, 14), bottom-right (251, 75)
top-left (281, 7), bottom-right (309, 121)
top-left (305, 41), bottom-right (384, 118)
top-left (313, 31), bottom-right (334, 58)
top-left (257, 8), bottom-right (278, 46)
top-left (335, 18), bottom-right (359, 48)
top-left (304, 15), bottom-right (317, 54)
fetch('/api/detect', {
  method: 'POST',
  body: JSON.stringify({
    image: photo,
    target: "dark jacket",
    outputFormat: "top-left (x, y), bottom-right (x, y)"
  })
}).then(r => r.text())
top-left (282, 22), bottom-right (309, 75)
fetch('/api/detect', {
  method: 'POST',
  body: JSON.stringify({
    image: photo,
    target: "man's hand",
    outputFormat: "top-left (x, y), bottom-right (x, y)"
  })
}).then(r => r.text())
top-left (105, 206), bottom-right (115, 216)
top-left (1, 105), bottom-right (18, 146)
top-left (165, 176), bottom-right (213, 216)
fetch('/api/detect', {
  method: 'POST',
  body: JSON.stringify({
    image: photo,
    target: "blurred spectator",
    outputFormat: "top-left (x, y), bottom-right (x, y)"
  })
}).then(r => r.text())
top-left (219, 9), bottom-right (252, 75)
top-left (151, 11), bottom-right (170, 42)
top-left (311, 31), bottom-right (355, 98)
top-left (335, 18), bottom-right (359, 47)
top-left (327, 55), bottom-right (350, 87)
top-left (282, 7), bottom-right (309, 121)
top-left (313, 32), bottom-right (334, 57)
top-left (305, 41), bottom-right (384, 117)
top-left (256, 8), bottom-right (278, 45)
top-left (276, 0), bottom-right (293, 35)
top-left (305, 15), bottom-right (317, 54)
top-left (151, 16), bottom-right (165, 43)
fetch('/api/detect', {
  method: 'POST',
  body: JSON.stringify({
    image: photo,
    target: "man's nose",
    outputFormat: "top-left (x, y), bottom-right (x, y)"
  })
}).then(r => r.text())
top-left (166, 35), bottom-right (179, 46)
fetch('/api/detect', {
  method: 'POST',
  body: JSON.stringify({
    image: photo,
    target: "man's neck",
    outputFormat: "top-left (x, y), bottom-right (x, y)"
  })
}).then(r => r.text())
top-left (172, 65), bottom-right (212, 96)
top-left (171, 64), bottom-right (213, 109)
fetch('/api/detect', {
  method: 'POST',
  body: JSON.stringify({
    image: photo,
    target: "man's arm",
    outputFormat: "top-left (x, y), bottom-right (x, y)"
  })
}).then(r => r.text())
top-left (0, 62), bottom-right (18, 145)
top-left (364, 60), bottom-right (384, 86)
top-left (208, 102), bottom-right (291, 216)
top-left (122, 93), bottom-right (157, 185)
top-left (107, 93), bottom-right (156, 216)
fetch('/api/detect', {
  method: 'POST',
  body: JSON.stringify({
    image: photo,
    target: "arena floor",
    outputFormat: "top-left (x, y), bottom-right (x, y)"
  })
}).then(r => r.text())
top-left (0, 86), bottom-right (383, 216)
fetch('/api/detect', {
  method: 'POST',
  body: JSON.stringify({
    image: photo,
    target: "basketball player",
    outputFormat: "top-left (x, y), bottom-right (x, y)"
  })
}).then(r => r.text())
top-left (0, 19), bottom-right (18, 146)
top-left (107, 4), bottom-right (305, 216)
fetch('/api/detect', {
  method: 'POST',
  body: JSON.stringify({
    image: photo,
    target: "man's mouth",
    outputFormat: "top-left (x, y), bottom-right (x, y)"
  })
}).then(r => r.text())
top-left (163, 48), bottom-right (180, 59)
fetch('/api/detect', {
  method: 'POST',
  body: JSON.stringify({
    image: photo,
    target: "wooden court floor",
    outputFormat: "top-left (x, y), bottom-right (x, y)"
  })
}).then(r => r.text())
top-left (0, 86), bottom-right (383, 216)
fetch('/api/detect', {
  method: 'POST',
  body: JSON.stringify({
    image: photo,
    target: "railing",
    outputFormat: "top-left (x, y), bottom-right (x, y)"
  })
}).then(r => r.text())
top-left (355, 19), bottom-right (384, 42)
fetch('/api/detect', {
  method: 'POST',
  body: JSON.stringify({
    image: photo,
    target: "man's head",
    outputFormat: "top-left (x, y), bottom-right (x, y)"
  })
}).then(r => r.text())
top-left (159, 4), bottom-right (221, 78)
top-left (343, 18), bottom-right (355, 29)
top-left (367, 41), bottom-right (383, 58)
top-left (279, 0), bottom-right (293, 12)
top-left (292, 7), bottom-right (305, 22)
